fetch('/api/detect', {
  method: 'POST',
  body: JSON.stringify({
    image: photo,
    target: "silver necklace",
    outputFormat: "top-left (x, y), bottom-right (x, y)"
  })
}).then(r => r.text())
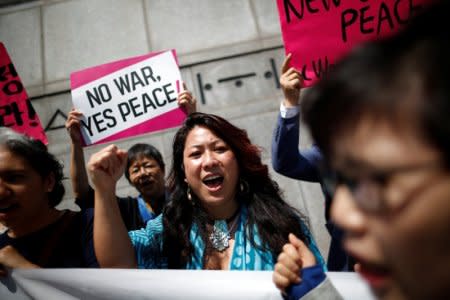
top-left (209, 214), bottom-right (239, 252)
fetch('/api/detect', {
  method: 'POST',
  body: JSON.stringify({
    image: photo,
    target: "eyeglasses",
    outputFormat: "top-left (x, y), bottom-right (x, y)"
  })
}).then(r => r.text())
top-left (321, 161), bottom-right (445, 214)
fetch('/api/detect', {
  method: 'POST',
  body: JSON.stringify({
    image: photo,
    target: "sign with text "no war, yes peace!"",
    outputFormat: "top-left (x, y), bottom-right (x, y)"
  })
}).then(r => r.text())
top-left (70, 50), bottom-right (186, 146)
top-left (276, 0), bottom-right (431, 87)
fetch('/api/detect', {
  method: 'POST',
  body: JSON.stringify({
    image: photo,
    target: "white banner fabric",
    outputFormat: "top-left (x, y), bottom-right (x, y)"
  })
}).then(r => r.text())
top-left (0, 269), bottom-right (375, 300)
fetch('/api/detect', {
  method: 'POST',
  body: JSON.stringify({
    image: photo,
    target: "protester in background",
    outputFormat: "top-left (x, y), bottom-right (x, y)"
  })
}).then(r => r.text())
top-left (274, 2), bottom-right (450, 299)
top-left (66, 85), bottom-right (196, 230)
top-left (0, 128), bottom-right (98, 276)
top-left (88, 113), bottom-right (329, 296)
top-left (271, 53), bottom-right (349, 271)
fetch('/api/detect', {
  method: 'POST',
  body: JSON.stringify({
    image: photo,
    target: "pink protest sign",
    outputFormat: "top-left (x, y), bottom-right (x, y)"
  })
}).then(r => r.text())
top-left (0, 42), bottom-right (48, 144)
top-left (70, 50), bottom-right (186, 146)
top-left (277, 0), bottom-right (431, 86)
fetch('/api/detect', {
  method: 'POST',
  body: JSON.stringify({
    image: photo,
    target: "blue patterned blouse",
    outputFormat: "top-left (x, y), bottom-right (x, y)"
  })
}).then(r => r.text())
top-left (128, 206), bottom-right (325, 270)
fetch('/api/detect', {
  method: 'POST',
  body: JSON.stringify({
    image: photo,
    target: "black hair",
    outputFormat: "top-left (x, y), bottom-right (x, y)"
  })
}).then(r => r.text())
top-left (163, 112), bottom-right (309, 268)
top-left (0, 127), bottom-right (65, 207)
top-left (124, 143), bottom-right (165, 183)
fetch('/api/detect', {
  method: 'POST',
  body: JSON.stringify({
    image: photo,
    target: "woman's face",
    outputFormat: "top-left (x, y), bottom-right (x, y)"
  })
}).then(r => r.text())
top-left (0, 146), bottom-right (54, 233)
top-left (330, 119), bottom-right (450, 300)
top-left (183, 125), bottom-right (239, 219)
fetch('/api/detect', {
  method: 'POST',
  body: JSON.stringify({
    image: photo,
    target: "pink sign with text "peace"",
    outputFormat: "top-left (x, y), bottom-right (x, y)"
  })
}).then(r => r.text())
top-left (276, 0), bottom-right (431, 86)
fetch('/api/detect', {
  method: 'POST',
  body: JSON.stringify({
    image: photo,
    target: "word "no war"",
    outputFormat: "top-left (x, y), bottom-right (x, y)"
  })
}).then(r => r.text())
top-left (81, 82), bottom-right (177, 138)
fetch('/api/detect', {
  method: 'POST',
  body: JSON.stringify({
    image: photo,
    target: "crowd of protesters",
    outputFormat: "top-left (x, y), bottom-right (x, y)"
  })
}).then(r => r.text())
top-left (1, 2), bottom-right (449, 299)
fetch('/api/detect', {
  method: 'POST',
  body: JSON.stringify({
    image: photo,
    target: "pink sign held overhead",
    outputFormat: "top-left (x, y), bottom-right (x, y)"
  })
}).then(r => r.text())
top-left (276, 0), bottom-right (431, 86)
top-left (0, 42), bottom-right (48, 144)
top-left (70, 50), bottom-right (186, 147)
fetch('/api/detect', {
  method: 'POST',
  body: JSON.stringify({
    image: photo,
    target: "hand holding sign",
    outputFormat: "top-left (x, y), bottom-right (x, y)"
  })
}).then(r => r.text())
top-left (65, 108), bottom-right (84, 146)
top-left (177, 82), bottom-right (197, 115)
top-left (280, 53), bottom-right (302, 108)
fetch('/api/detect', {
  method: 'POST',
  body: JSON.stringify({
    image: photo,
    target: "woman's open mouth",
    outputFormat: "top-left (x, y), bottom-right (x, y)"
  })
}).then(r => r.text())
top-left (203, 175), bottom-right (224, 191)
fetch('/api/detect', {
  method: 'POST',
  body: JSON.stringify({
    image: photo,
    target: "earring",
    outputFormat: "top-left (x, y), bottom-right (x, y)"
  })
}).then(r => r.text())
top-left (187, 186), bottom-right (193, 205)
top-left (239, 179), bottom-right (249, 194)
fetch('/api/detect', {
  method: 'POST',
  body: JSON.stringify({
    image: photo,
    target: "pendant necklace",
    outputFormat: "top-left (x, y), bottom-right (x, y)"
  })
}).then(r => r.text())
top-left (209, 211), bottom-right (240, 252)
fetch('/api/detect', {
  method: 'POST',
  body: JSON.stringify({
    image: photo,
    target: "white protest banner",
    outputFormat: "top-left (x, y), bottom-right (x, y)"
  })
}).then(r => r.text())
top-left (70, 50), bottom-right (186, 146)
top-left (0, 269), bottom-right (374, 300)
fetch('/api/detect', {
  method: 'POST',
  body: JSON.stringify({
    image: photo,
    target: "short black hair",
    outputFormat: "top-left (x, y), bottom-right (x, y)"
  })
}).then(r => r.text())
top-left (124, 143), bottom-right (165, 182)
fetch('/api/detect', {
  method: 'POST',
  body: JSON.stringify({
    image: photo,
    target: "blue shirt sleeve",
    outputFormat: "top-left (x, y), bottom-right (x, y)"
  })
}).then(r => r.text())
top-left (272, 114), bottom-right (323, 182)
top-left (285, 265), bottom-right (326, 300)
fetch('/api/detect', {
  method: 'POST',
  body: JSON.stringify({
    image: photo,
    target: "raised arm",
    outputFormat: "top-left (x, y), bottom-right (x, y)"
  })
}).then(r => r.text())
top-left (87, 145), bottom-right (136, 268)
top-left (271, 54), bottom-right (323, 182)
top-left (66, 109), bottom-right (92, 204)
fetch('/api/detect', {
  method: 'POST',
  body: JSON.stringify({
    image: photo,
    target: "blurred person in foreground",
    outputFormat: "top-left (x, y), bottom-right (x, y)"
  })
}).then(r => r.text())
top-left (273, 2), bottom-right (450, 299)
